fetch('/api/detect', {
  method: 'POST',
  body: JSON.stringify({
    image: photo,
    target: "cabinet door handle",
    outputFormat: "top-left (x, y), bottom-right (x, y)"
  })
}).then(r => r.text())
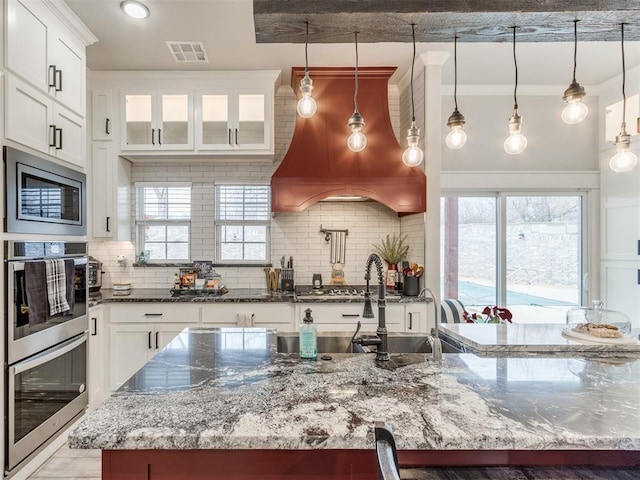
top-left (235, 128), bottom-right (238, 145)
top-left (148, 331), bottom-right (152, 349)
top-left (91, 317), bottom-right (97, 336)
top-left (158, 128), bottom-right (162, 146)
top-left (155, 331), bottom-right (159, 349)
top-left (228, 128), bottom-right (232, 145)
top-left (55, 128), bottom-right (63, 149)
top-left (49, 125), bottom-right (57, 147)
top-left (48, 65), bottom-right (56, 88)
top-left (144, 313), bottom-right (163, 317)
top-left (55, 68), bottom-right (62, 92)
top-left (106, 118), bottom-right (111, 135)
top-left (151, 128), bottom-right (155, 145)
top-left (106, 216), bottom-right (111, 232)
top-left (342, 314), bottom-right (360, 318)
top-left (408, 312), bottom-right (413, 330)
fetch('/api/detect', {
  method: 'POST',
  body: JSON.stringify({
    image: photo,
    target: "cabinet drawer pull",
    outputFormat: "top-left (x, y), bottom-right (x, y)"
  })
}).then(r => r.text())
top-left (55, 68), bottom-right (62, 92)
top-left (48, 65), bottom-right (56, 88)
top-left (91, 317), bottom-right (97, 336)
top-left (144, 313), bottom-right (163, 317)
top-left (151, 128), bottom-right (155, 145)
top-left (55, 128), bottom-right (63, 150)
top-left (106, 216), bottom-right (111, 233)
top-left (148, 331), bottom-right (152, 349)
top-left (158, 128), bottom-right (162, 145)
top-left (235, 128), bottom-right (238, 145)
top-left (341, 314), bottom-right (360, 318)
top-left (408, 312), bottom-right (413, 330)
top-left (49, 125), bottom-right (57, 147)
top-left (106, 118), bottom-right (111, 135)
top-left (228, 128), bottom-right (232, 145)
top-left (155, 331), bottom-right (159, 349)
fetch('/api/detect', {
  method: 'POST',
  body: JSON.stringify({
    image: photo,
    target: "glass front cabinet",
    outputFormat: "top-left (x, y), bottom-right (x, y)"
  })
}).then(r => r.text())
top-left (122, 90), bottom-right (194, 151)
top-left (195, 86), bottom-right (272, 153)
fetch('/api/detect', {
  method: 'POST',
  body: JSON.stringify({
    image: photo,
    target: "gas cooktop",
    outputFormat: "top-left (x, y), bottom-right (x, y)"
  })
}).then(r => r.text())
top-left (295, 286), bottom-right (400, 299)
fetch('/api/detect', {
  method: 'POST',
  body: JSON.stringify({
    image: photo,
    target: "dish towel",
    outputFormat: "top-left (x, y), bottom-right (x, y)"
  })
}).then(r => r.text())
top-left (45, 259), bottom-right (70, 316)
top-left (24, 262), bottom-right (48, 326)
top-left (64, 259), bottom-right (76, 314)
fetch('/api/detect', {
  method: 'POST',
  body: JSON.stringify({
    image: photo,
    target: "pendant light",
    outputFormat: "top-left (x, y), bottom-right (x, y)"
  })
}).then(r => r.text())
top-left (610, 23), bottom-right (638, 173)
top-left (562, 20), bottom-right (588, 124)
top-left (445, 35), bottom-right (467, 150)
top-left (402, 24), bottom-right (424, 167)
top-left (296, 21), bottom-right (317, 118)
top-left (347, 31), bottom-right (367, 152)
top-left (504, 26), bottom-right (527, 155)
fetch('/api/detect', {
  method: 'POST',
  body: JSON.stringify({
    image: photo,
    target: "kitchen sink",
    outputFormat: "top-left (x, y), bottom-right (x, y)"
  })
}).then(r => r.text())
top-left (276, 332), bottom-right (436, 354)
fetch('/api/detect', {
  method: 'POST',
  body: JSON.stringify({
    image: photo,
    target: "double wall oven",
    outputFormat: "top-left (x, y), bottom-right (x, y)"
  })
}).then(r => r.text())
top-left (5, 241), bottom-right (89, 472)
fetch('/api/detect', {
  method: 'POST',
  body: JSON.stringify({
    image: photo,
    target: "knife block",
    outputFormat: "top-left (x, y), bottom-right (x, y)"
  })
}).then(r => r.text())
top-left (280, 268), bottom-right (294, 291)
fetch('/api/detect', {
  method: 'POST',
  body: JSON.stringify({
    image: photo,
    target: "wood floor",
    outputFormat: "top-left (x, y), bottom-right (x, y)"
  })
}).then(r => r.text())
top-left (27, 444), bottom-right (640, 480)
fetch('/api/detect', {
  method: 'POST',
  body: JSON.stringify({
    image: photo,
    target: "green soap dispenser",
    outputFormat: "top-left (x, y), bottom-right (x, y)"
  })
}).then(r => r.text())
top-left (299, 308), bottom-right (317, 360)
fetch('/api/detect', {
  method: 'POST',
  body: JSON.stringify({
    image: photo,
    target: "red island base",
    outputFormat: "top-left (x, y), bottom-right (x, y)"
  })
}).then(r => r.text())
top-left (102, 449), bottom-right (640, 479)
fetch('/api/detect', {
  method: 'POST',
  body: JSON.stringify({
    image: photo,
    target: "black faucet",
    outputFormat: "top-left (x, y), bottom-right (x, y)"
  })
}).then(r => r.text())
top-left (353, 253), bottom-right (389, 361)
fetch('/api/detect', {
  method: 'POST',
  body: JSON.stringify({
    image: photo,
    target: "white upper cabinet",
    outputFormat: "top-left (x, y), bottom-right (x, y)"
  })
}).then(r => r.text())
top-left (121, 90), bottom-right (194, 151)
top-left (196, 85), bottom-right (273, 153)
top-left (5, 0), bottom-right (89, 116)
top-left (92, 90), bottom-right (114, 141)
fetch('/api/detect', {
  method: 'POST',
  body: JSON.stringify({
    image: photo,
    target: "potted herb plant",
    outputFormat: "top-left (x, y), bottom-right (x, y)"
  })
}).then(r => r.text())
top-left (373, 234), bottom-right (410, 287)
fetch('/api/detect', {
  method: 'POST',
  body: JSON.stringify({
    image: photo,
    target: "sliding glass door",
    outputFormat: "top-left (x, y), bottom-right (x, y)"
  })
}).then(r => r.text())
top-left (441, 193), bottom-right (583, 323)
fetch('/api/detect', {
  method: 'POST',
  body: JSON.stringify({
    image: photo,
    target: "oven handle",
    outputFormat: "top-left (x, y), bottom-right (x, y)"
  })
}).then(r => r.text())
top-left (11, 333), bottom-right (87, 375)
top-left (7, 257), bottom-right (88, 270)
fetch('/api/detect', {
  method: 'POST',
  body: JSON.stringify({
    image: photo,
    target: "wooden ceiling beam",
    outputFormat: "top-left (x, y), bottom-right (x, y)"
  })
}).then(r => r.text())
top-left (253, 1), bottom-right (640, 43)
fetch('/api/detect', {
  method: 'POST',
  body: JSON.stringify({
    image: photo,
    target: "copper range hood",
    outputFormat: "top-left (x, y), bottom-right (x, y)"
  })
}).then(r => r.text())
top-left (271, 67), bottom-right (426, 214)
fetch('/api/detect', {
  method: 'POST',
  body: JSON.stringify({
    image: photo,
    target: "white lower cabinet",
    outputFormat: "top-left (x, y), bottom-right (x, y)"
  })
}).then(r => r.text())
top-left (88, 306), bottom-right (106, 410)
top-left (405, 304), bottom-right (429, 333)
top-left (200, 304), bottom-right (293, 330)
top-left (108, 304), bottom-right (199, 391)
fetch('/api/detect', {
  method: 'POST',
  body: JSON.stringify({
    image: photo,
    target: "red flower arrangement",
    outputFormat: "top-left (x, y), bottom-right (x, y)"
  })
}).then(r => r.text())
top-left (463, 306), bottom-right (513, 324)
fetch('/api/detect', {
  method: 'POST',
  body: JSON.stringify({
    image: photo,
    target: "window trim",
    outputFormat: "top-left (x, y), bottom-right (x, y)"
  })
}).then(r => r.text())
top-left (214, 184), bottom-right (271, 264)
top-left (440, 189), bottom-right (590, 308)
top-left (135, 182), bottom-right (192, 263)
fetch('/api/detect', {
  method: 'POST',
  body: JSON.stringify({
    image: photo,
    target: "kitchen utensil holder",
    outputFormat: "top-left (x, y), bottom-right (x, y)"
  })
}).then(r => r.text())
top-left (281, 268), bottom-right (294, 291)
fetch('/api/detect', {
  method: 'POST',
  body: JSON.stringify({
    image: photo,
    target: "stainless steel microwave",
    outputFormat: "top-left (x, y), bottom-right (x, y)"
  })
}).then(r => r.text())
top-left (4, 146), bottom-right (86, 236)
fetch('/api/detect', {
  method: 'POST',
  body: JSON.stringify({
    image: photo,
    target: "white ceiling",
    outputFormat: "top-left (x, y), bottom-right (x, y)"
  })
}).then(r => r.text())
top-left (66, 0), bottom-right (640, 88)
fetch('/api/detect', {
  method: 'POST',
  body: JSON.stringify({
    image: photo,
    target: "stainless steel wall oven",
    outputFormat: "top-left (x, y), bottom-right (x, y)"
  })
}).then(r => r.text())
top-left (4, 146), bottom-right (86, 236)
top-left (4, 241), bottom-right (88, 472)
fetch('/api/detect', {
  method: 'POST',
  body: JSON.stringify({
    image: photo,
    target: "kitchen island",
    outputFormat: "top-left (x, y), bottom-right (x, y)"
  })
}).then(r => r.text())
top-left (69, 328), bottom-right (640, 479)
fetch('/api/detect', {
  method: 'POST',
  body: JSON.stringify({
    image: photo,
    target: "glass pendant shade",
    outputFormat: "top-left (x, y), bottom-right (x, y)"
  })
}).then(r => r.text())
top-left (402, 122), bottom-right (424, 167)
top-left (504, 112), bottom-right (527, 155)
top-left (610, 133), bottom-right (638, 172)
top-left (296, 74), bottom-right (317, 118)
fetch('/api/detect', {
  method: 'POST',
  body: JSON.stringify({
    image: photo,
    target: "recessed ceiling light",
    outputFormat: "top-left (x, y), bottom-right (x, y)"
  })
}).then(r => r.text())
top-left (120, 0), bottom-right (149, 19)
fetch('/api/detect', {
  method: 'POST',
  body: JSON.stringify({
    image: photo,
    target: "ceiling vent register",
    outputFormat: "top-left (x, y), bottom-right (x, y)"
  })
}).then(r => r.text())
top-left (166, 41), bottom-right (208, 63)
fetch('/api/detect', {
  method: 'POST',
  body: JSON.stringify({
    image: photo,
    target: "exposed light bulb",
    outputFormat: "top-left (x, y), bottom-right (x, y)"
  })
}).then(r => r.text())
top-left (610, 132), bottom-right (638, 172)
top-left (446, 109), bottom-right (467, 150)
top-left (504, 112), bottom-right (527, 155)
top-left (446, 127), bottom-right (467, 150)
top-left (347, 130), bottom-right (367, 152)
top-left (296, 74), bottom-right (317, 118)
top-left (402, 122), bottom-right (423, 167)
top-left (120, 0), bottom-right (149, 19)
top-left (562, 98), bottom-right (589, 124)
top-left (347, 110), bottom-right (366, 152)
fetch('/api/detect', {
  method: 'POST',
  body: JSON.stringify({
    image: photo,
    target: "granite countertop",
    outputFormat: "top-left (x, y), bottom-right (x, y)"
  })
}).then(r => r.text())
top-left (69, 327), bottom-right (640, 452)
top-left (89, 288), bottom-right (426, 306)
top-left (438, 323), bottom-right (640, 354)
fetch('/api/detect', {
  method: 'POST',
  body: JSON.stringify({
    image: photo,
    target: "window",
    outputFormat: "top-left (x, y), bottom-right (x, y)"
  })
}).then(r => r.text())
top-left (215, 185), bottom-right (270, 263)
top-left (440, 193), bottom-right (584, 323)
top-left (136, 183), bottom-right (191, 261)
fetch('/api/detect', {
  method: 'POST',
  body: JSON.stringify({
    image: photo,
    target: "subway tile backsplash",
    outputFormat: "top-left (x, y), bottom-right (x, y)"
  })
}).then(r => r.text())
top-left (89, 84), bottom-right (426, 290)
